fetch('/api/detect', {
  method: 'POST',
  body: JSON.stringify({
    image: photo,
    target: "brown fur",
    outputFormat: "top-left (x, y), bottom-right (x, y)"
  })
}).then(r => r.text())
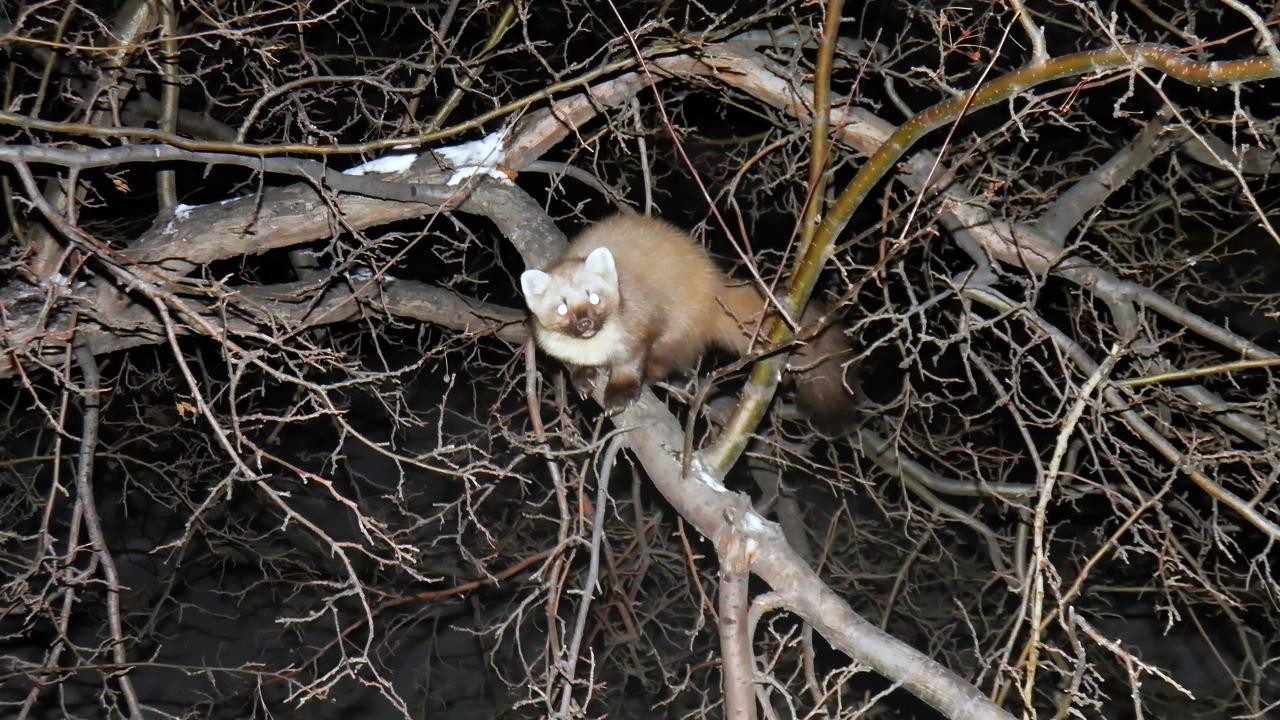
top-left (520, 215), bottom-right (857, 430)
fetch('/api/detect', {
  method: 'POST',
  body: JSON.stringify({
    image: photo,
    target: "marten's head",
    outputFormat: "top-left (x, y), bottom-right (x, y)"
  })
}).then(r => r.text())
top-left (520, 247), bottom-right (620, 338)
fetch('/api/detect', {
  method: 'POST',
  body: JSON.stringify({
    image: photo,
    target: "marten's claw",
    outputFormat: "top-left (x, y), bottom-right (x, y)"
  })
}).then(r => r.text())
top-left (604, 381), bottom-right (641, 410)
top-left (570, 366), bottom-right (602, 398)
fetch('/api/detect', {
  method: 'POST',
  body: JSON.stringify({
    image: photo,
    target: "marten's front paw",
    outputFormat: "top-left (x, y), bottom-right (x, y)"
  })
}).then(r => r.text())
top-left (569, 366), bottom-right (602, 398)
top-left (603, 380), bottom-right (641, 410)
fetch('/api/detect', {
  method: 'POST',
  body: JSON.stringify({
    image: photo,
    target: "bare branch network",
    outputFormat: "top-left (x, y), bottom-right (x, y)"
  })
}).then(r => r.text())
top-left (1, 2), bottom-right (1278, 720)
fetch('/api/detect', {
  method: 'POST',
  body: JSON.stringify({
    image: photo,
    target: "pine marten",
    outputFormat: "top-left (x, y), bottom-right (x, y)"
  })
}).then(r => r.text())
top-left (519, 214), bottom-right (856, 431)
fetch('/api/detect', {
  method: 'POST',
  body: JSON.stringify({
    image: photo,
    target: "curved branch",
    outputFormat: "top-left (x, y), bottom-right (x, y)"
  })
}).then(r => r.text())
top-left (707, 42), bottom-right (1280, 471)
top-left (612, 394), bottom-right (1017, 720)
top-left (72, 343), bottom-right (144, 719)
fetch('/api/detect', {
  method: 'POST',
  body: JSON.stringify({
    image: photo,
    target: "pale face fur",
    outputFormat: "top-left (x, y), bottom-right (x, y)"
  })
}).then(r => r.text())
top-left (520, 247), bottom-right (626, 366)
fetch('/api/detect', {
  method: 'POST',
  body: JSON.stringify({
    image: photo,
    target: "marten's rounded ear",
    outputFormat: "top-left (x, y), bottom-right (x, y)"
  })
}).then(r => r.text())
top-left (583, 247), bottom-right (617, 283)
top-left (520, 269), bottom-right (551, 300)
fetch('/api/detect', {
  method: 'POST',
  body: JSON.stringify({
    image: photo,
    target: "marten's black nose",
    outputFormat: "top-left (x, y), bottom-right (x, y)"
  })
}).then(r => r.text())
top-left (575, 318), bottom-right (594, 335)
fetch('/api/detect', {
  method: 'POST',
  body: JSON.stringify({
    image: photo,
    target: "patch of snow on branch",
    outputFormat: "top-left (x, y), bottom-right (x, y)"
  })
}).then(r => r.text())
top-left (341, 127), bottom-right (510, 184)
top-left (158, 203), bottom-right (201, 234)
top-left (689, 456), bottom-right (728, 492)
top-left (741, 512), bottom-right (767, 532)
top-left (436, 128), bottom-right (512, 186)
top-left (446, 165), bottom-right (509, 186)
top-left (344, 152), bottom-right (419, 176)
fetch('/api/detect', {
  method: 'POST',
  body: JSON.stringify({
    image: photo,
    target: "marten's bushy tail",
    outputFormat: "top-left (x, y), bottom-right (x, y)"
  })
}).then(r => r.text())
top-left (714, 286), bottom-right (859, 434)
top-left (792, 306), bottom-right (859, 434)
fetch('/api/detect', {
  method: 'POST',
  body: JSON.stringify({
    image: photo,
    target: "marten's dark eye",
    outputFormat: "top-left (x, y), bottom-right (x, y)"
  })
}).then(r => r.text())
top-left (556, 302), bottom-right (568, 316)
top-left (588, 292), bottom-right (600, 305)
